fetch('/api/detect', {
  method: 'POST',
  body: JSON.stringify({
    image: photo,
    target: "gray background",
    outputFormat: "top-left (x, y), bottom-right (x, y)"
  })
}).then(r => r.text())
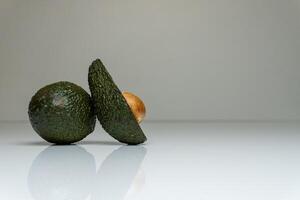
top-left (1, 0), bottom-right (300, 121)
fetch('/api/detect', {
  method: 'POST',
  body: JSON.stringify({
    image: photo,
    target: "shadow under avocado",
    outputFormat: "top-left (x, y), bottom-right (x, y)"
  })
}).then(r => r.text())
top-left (15, 140), bottom-right (121, 146)
top-left (28, 145), bottom-right (147, 200)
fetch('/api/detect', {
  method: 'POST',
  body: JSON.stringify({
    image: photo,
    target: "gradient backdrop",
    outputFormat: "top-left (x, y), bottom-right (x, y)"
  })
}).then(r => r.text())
top-left (1, 0), bottom-right (300, 121)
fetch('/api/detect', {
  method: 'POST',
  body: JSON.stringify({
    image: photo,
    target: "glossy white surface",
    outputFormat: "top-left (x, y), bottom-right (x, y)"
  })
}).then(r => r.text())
top-left (1, 121), bottom-right (300, 200)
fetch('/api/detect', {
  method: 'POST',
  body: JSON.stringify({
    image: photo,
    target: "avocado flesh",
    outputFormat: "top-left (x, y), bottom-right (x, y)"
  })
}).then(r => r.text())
top-left (28, 81), bottom-right (96, 144)
top-left (88, 59), bottom-right (147, 145)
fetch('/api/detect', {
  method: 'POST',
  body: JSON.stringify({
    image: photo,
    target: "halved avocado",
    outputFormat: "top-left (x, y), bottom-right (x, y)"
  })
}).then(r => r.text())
top-left (88, 59), bottom-right (147, 145)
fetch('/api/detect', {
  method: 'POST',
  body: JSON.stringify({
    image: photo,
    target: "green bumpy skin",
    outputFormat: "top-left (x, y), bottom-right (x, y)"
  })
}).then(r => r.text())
top-left (28, 81), bottom-right (96, 144)
top-left (88, 59), bottom-right (147, 145)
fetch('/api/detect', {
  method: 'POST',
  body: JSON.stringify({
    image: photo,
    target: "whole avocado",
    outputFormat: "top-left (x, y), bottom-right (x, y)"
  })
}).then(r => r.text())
top-left (28, 81), bottom-right (96, 144)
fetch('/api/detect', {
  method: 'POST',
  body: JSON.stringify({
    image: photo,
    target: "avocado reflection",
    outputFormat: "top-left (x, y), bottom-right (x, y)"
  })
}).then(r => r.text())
top-left (28, 145), bottom-right (96, 200)
top-left (92, 146), bottom-right (147, 200)
top-left (28, 145), bottom-right (147, 200)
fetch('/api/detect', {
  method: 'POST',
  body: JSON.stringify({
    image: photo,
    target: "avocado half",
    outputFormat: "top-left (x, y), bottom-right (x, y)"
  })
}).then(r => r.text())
top-left (88, 59), bottom-right (147, 145)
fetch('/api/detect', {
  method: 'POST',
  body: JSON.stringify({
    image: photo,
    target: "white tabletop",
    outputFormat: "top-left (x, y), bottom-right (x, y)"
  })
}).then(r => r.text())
top-left (0, 121), bottom-right (300, 200)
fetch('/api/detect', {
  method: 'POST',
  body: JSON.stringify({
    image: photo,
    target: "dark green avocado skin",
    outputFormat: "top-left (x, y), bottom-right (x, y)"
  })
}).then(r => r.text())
top-left (28, 81), bottom-right (96, 144)
top-left (88, 59), bottom-right (147, 145)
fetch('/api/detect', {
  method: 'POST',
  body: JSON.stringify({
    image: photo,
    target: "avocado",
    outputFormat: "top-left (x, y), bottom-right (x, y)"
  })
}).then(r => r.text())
top-left (28, 81), bottom-right (96, 144)
top-left (88, 59), bottom-right (147, 145)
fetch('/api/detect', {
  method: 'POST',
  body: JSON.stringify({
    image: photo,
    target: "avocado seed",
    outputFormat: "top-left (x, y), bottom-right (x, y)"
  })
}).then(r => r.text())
top-left (122, 91), bottom-right (146, 123)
